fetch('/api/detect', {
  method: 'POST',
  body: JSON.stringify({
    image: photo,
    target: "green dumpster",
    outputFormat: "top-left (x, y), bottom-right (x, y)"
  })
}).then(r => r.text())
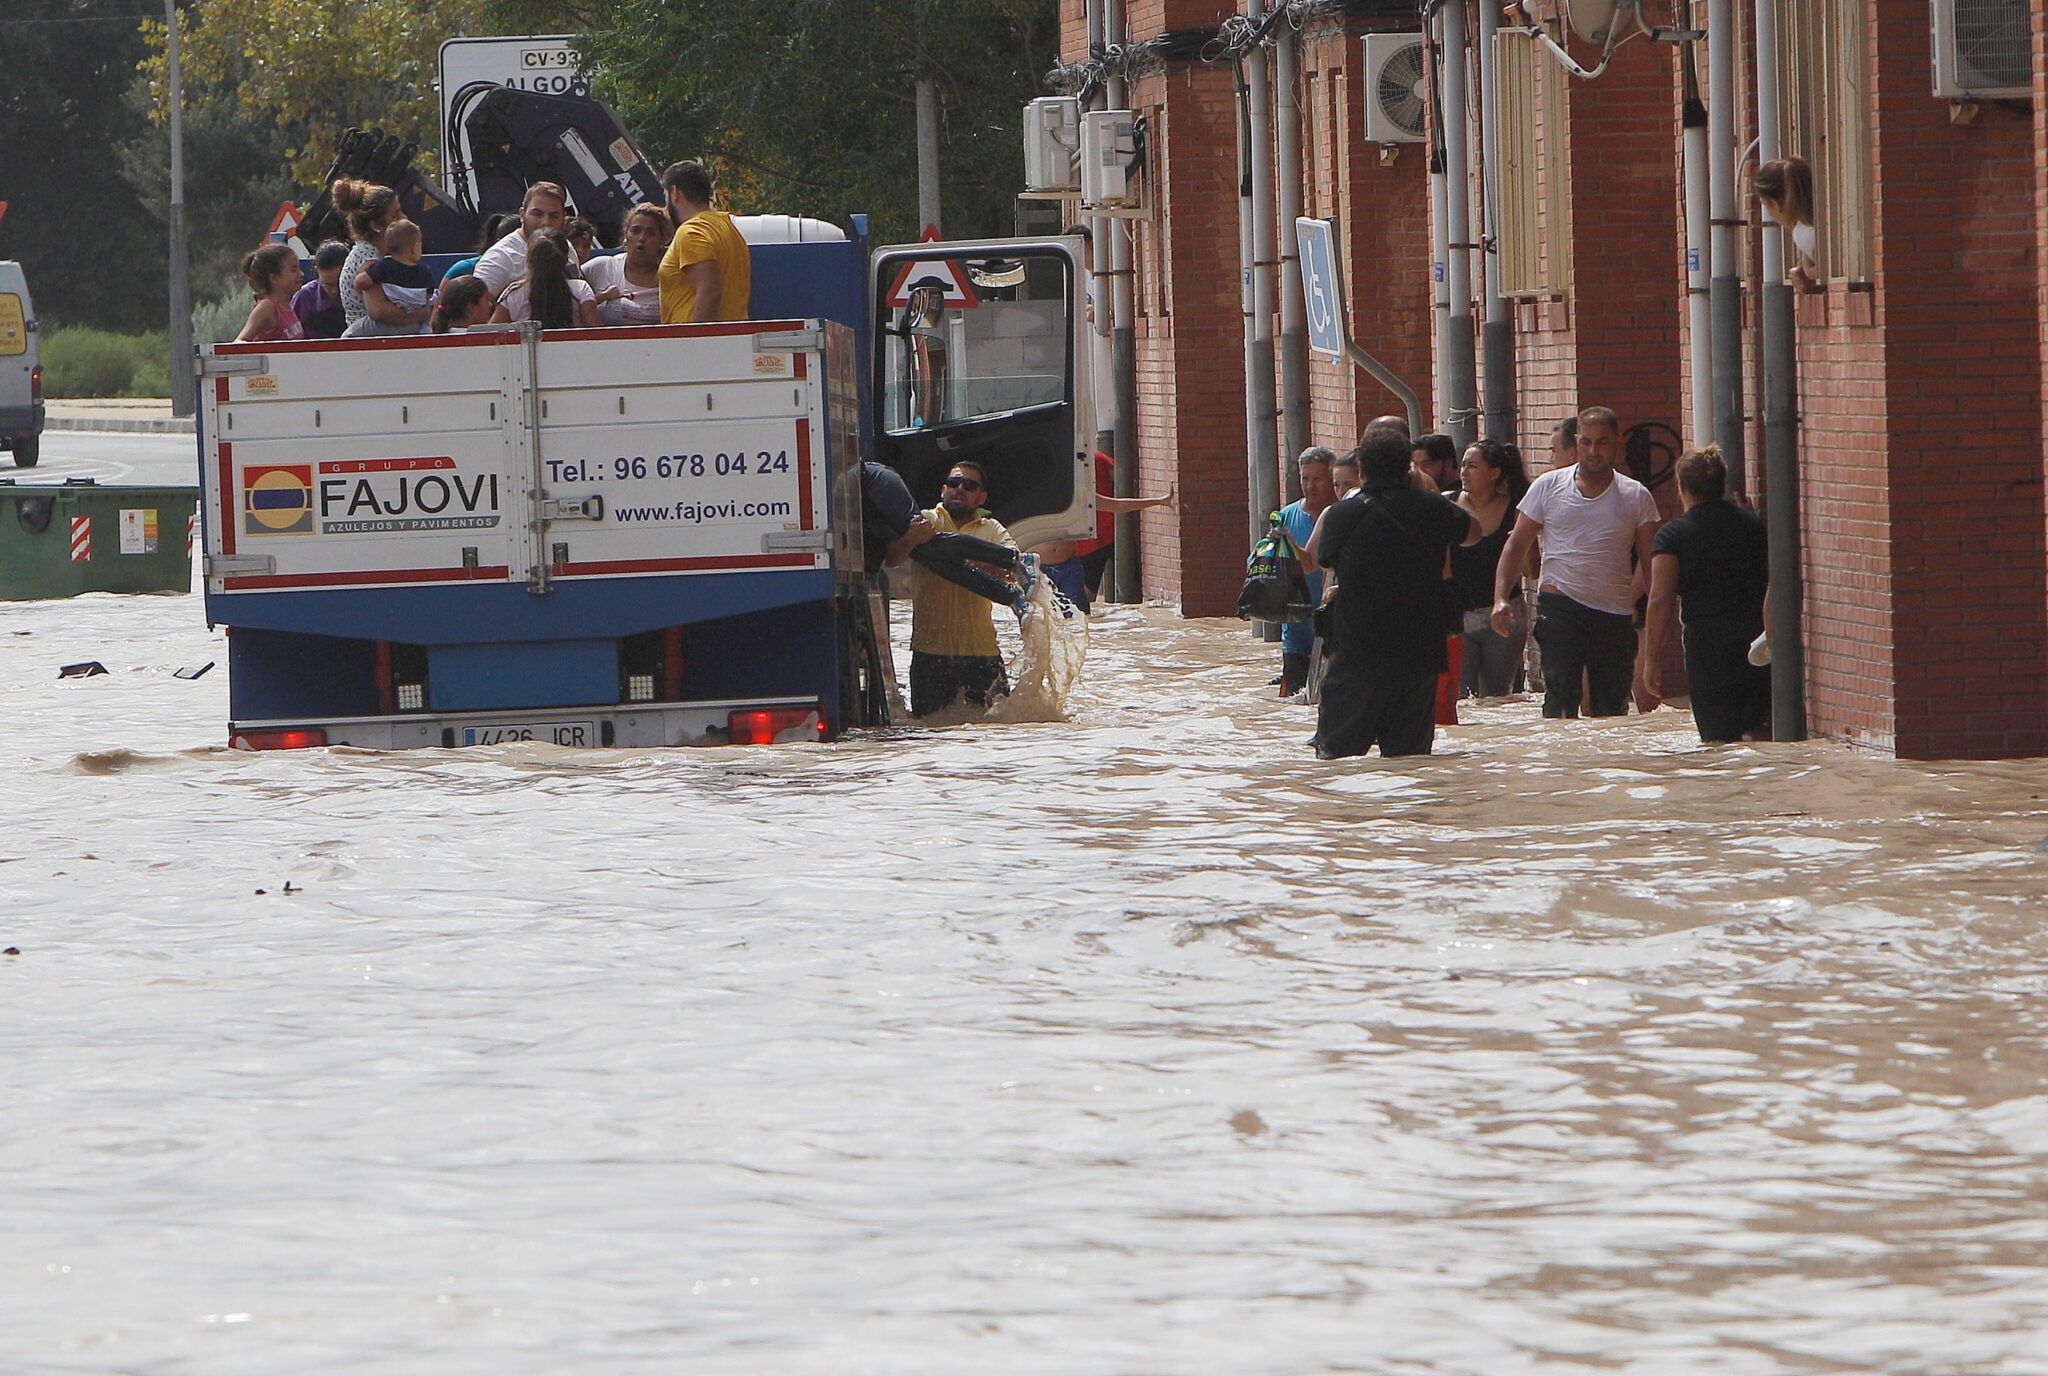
top-left (0, 478), bottom-right (197, 600)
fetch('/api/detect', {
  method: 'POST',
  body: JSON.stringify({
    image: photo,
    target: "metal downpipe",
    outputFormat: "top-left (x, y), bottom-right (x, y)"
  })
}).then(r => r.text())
top-left (1276, 20), bottom-right (1309, 495)
top-left (1475, 0), bottom-right (1513, 442)
top-left (1754, 0), bottom-right (1804, 738)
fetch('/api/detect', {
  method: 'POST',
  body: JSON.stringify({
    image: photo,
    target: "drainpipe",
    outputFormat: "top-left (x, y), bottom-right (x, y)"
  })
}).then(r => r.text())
top-left (1681, 28), bottom-right (1712, 448)
top-left (1084, 0), bottom-right (1114, 595)
top-left (1753, 0), bottom-right (1804, 739)
top-left (1437, 0), bottom-right (1478, 450)
top-left (1276, 19), bottom-right (1309, 496)
top-left (1707, 0), bottom-right (1746, 491)
top-left (1430, 142), bottom-right (1451, 433)
top-left (1103, 0), bottom-right (1141, 602)
top-left (1475, 0), bottom-right (1513, 443)
top-left (1241, 2), bottom-right (1280, 554)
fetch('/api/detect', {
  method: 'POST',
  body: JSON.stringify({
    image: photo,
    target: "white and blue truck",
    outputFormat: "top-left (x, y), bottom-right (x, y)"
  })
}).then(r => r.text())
top-left (195, 227), bottom-right (1091, 749)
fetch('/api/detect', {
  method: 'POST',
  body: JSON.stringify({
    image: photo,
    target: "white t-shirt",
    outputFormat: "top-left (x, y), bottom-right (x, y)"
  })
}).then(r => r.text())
top-left (473, 226), bottom-right (529, 296)
top-left (496, 276), bottom-right (596, 324)
top-left (1517, 465), bottom-right (1661, 616)
top-left (582, 254), bottom-right (662, 325)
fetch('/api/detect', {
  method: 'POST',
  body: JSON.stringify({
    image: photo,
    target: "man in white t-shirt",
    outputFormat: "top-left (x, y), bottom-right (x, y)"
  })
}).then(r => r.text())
top-left (473, 182), bottom-right (570, 296)
top-left (1491, 406), bottom-right (1660, 718)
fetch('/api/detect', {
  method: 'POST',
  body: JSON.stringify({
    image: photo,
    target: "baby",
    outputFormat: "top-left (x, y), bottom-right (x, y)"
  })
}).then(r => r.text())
top-left (346, 219), bottom-right (436, 336)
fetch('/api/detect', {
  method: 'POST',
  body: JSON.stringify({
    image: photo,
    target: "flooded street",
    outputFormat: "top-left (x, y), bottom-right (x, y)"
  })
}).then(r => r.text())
top-left (7, 578), bottom-right (2048, 1374)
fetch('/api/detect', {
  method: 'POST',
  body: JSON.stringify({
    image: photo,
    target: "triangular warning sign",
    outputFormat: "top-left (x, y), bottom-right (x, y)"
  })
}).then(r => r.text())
top-left (267, 201), bottom-right (310, 258)
top-left (884, 225), bottom-right (980, 309)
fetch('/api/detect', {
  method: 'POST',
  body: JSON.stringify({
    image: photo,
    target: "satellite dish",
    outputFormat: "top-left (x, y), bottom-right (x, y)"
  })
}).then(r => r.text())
top-left (1566, 0), bottom-right (1624, 43)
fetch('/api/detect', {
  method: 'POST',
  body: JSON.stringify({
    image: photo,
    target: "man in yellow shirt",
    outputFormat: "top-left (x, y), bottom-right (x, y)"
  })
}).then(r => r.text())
top-left (658, 160), bottom-right (751, 323)
top-left (890, 461), bottom-right (1038, 717)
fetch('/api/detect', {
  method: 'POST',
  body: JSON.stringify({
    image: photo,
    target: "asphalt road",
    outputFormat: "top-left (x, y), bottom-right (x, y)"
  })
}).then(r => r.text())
top-left (4, 431), bottom-right (202, 489)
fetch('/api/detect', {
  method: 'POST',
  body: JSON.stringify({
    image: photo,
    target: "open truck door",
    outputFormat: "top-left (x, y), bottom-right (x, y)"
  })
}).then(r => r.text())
top-left (869, 236), bottom-right (1092, 550)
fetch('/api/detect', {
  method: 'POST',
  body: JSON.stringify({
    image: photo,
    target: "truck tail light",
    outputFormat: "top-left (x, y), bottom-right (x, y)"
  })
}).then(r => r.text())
top-left (31, 364), bottom-right (42, 402)
top-left (727, 708), bottom-right (823, 744)
top-left (232, 728), bottom-right (328, 751)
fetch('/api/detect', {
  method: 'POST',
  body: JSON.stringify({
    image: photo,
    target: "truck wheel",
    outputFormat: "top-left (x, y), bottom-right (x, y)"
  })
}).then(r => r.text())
top-left (10, 434), bottom-right (38, 469)
top-left (837, 596), bottom-right (889, 732)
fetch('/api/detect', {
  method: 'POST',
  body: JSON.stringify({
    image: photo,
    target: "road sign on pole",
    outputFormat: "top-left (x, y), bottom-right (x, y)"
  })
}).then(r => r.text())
top-left (1296, 217), bottom-right (1346, 357)
top-left (1296, 215), bottom-right (1423, 436)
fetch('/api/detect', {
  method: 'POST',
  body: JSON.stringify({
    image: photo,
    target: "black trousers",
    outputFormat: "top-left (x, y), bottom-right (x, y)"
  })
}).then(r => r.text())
top-left (909, 653), bottom-right (1009, 717)
top-left (911, 533), bottom-right (1020, 608)
top-left (1534, 592), bottom-right (1637, 718)
top-left (1684, 618), bottom-right (1771, 743)
top-left (1313, 660), bottom-right (1439, 759)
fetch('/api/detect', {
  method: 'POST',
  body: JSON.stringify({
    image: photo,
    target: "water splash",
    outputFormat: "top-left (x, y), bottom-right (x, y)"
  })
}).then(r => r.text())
top-left (986, 577), bottom-right (1088, 723)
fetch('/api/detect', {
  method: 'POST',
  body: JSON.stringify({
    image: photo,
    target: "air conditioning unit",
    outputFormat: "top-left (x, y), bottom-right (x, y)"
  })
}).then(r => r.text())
top-left (1023, 96), bottom-right (1081, 194)
top-left (1363, 34), bottom-right (1428, 144)
top-left (1932, 0), bottom-right (2029, 100)
top-left (1079, 109), bottom-right (1145, 214)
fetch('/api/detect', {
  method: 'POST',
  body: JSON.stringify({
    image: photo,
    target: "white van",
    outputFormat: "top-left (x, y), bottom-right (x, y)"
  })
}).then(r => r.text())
top-left (0, 261), bottom-right (44, 468)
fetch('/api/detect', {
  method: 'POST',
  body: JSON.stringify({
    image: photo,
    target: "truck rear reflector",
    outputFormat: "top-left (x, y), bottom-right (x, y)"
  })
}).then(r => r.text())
top-left (232, 729), bottom-right (329, 751)
top-left (727, 708), bottom-right (823, 745)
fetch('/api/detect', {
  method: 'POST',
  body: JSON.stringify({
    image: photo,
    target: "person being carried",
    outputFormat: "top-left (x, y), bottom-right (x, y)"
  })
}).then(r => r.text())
top-left (1491, 405), bottom-right (1661, 718)
top-left (892, 461), bottom-right (1040, 718)
top-left (290, 241), bottom-right (348, 340)
top-left (1311, 433), bottom-right (1481, 759)
top-left (1026, 451), bottom-right (1175, 614)
top-left (235, 243), bottom-right (306, 344)
top-left (345, 219), bottom-right (437, 337)
top-left (659, 160), bottom-right (751, 323)
top-left (1644, 445), bottom-right (1771, 743)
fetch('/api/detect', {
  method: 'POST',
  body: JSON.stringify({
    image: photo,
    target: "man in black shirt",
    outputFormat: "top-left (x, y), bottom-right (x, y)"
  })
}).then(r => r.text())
top-left (1645, 447), bottom-right (1770, 742)
top-left (1311, 434), bottom-right (1481, 758)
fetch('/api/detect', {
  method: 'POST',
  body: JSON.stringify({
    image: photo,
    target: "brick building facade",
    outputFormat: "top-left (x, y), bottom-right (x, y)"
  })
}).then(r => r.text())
top-left (1058, 0), bottom-right (2048, 759)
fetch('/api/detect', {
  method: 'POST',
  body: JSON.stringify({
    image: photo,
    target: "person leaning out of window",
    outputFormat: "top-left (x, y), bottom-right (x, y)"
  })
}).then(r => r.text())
top-left (1755, 156), bottom-right (1818, 292)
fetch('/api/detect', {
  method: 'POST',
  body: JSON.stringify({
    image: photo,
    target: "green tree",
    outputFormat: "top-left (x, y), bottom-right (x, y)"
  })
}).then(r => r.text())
top-left (0, 0), bottom-right (167, 330)
top-left (138, 0), bottom-right (492, 185)
top-left (487, 0), bottom-right (1057, 242)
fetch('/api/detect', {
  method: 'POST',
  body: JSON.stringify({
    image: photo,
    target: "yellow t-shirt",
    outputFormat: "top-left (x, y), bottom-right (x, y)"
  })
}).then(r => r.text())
top-left (658, 210), bottom-right (751, 323)
top-left (909, 508), bottom-right (1017, 657)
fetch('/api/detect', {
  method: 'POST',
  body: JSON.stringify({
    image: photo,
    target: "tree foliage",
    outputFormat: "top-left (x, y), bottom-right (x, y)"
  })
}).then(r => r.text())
top-left (139, 0), bottom-right (491, 184)
top-left (486, 0), bottom-right (1058, 243)
top-left (0, 0), bottom-right (168, 330)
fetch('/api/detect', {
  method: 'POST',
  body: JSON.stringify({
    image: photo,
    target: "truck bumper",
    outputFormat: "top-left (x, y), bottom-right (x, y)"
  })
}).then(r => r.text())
top-left (230, 696), bottom-right (826, 750)
top-left (0, 399), bottom-right (42, 439)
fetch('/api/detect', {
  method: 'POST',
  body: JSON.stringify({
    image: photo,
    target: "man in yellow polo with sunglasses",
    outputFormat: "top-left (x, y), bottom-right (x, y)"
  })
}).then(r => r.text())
top-left (889, 460), bottom-right (1038, 718)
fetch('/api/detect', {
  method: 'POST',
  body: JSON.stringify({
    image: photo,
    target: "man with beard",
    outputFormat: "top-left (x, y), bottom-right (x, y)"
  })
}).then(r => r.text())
top-left (893, 461), bottom-right (1038, 717)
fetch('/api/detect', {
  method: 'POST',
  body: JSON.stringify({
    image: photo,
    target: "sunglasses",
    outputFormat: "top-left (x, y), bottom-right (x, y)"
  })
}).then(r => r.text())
top-left (941, 476), bottom-right (984, 491)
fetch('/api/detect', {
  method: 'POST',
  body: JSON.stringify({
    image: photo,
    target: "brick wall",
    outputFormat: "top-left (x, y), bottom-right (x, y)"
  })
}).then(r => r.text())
top-left (1866, 0), bottom-right (2046, 758)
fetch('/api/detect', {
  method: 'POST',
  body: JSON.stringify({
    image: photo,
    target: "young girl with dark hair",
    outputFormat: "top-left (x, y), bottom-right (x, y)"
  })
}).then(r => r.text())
top-left (488, 229), bottom-right (601, 329)
top-left (235, 243), bottom-right (306, 343)
top-left (431, 276), bottom-right (496, 334)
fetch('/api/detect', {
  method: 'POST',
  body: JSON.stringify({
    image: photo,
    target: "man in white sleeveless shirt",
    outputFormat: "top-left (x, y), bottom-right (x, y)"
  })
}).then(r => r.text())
top-left (1490, 406), bottom-right (1660, 718)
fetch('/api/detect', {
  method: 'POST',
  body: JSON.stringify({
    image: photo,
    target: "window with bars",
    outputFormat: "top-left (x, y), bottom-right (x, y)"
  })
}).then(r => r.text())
top-left (1776, 0), bottom-right (1873, 283)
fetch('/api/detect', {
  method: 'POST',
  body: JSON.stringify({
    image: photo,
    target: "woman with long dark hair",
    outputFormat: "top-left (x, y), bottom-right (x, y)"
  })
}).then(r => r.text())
top-left (488, 229), bottom-right (601, 329)
top-left (1452, 438), bottom-right (1532, 696)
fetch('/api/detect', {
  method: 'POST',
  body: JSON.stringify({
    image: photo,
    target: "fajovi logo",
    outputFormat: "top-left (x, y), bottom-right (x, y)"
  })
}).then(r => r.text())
top-left (243, 464), bottom-right (314, 536)
top-left (314, 457), bottom-right (502, 534)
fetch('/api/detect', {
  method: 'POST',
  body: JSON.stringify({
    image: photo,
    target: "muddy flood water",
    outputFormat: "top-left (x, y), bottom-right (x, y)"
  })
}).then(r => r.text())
top-left (6, 583), bottom-right (2048, 1374)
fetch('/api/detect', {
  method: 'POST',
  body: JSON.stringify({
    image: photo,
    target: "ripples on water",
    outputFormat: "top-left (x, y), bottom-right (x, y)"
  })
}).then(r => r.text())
top-left (5, 587), bottom-right (2047, 1373)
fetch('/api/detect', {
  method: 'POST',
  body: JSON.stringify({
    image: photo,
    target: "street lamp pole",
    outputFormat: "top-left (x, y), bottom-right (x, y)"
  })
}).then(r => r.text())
top-left (165, 0), bottom-right (194, 417)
